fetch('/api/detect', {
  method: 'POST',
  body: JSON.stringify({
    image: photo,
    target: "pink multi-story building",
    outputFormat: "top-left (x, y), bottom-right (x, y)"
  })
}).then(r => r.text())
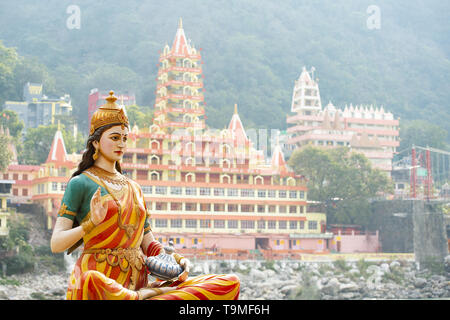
top-left (286, 67), bottom-right (400, 174)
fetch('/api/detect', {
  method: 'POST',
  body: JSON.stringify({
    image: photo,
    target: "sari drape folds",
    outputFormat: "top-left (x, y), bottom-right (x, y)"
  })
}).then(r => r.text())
top-left (63, 170), bottom-right (239, 300)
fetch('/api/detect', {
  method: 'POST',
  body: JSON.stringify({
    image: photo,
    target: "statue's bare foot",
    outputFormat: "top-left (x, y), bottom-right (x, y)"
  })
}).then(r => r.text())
top-left (137, 286), bottom-right (173, 300)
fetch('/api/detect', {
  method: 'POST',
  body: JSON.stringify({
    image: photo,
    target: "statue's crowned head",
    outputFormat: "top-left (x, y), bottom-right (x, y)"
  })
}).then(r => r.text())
top-left (89, 90), bottom-right (129, 135)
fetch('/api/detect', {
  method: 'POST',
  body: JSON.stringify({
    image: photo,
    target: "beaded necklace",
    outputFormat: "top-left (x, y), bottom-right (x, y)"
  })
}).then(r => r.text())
top-left (88, 166), bottom-right (141, 238)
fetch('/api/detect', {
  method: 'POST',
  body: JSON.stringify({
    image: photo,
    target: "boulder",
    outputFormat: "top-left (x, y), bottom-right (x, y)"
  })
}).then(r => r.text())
top-left (0, 289), bottom-right (9, 300)
top-left (321, 277), bottom-right (340, 296)
top-left (249, 269), bottom-right (266, 280)
top-left (380, 263), bottom-right (390, 273)
top-left (339, 282), bottom-right (359, 293)
top-left (366, 265), bottom-right (380, 274)
top-left (340, 292), bottom-right (357, 300)
top-left (414, 278), bottom-right (427, 289)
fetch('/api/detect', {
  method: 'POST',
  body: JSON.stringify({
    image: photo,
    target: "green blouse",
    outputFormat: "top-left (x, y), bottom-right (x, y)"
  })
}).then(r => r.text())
top-left (58, 173), bottom-right (152, 235)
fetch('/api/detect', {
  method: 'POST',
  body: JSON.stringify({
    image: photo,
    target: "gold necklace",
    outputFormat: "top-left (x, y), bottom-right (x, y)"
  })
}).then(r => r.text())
top-left (89, 165), bottom-right (128, 186)
top-left (91, 169), bottom-right (141, 239)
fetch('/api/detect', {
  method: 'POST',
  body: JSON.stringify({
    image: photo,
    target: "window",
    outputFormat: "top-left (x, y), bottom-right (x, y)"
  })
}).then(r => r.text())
top-left (200, 220), bottom-right (211, 228)
top-left (52, 182), bottom-right (58, 191)
top-left (289, 206), bottom-right (297, 214)
top-left (227, 204), bottom-right (238, 212)
top-left (300, 221), bottom-right (305, 229)
top-left (142, 186), bottom-right (152, 194)
top-left (241, 220), bottom-right (255, 229)
top-left (214, 188), bottom-right (224, 196)
top-left (59, 167), bottom-right (67, 177)
top-left (289, 191), bottom-right (297, 199)
top-left (60, 183), bottom-right (67, 191)
top-left (214, 204), bottom-right (225, 212)
top-left (170, 202), bottom-right (182, 211)
top-left (155, 202), bottom-right (167, 211)
top-left (22, 189), bottom-right (28, 196)
top-left (289, 221), bottom-right (298, 229)
top-left (170, 187), bottom-right (182, 195)
top-left (257, 220), bottom-right (266, 229)
top-left (241, 205), bottom-right (254, 213)
top-left (257, 205), bottom-right (265, 213)
top-left (227, 220), bottom-right (238, 229)
top-left (279, 221), bottom-right (287, 229)
top-left (185, 187), bottom-right (197, 196)
top-left (185, 203), bottom-right (197, 211)
top-left (299, 191), bottom-right (305, 199)
top-left (278, 190), bottom-right (286, 198)
top-left (258, 190), bottom-right (267, 198)
top-left (171, 219), bottom-right (182, 228)
top-left (168, 170), bottom-right (177, 181)
top-left (185, 219), bottom-right (197, 228)
top-left (23, 174), bottom-right (28, 180)
top-left (268, 205), bottom-right (276, 213)
top-left (155, 219), bottom-right (168, 228)
top-left (227, 188), bottom-right (238, 197)
top-left (240, 189), bottom-right (255, 197)
top-left (200, 203), bottom-right (211, 212)
top-left (268, 190), bottom-right (276, 198)
top-left (155, 186), bottom-right (167, 195)
top-left (268, 221), bottom-right (276, 229)
top-left (13, 173), bottom-right (18, 180)
top-left (279, 206), bottom-right (287, 213)
top-left (13, 188), bottom-right (18, 196)
top-left (214, 220), bottom-right (225, 228)
top-left (308, 221), bottom-right (317, 230)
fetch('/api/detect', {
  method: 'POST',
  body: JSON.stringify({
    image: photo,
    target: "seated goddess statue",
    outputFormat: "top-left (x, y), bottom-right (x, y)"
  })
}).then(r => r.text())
top-left (50, 91), bottom-right (240, 300)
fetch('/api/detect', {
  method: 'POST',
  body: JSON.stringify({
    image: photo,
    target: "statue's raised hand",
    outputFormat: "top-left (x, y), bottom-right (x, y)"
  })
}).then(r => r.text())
top-left (90, 187), bottom-right (108, 226)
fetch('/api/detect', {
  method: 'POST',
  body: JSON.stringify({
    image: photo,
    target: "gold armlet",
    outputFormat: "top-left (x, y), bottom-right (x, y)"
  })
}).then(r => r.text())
top-left (173, 253), bottom-right (184, 264)
top-left (81, 219), bottom-right (96, 234)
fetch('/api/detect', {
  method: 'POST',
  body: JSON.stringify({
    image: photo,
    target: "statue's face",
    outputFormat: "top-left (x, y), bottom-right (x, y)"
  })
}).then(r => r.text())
top-left (93, 125), bottom-right (129, 163)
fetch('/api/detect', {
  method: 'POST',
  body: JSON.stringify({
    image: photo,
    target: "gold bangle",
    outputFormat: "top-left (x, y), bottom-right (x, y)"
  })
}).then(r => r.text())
top-left (173, 253), bottom-right (184, 264)
top-left (153, 288), bottom-right (163, 296)
top-left (81, 219), bottom-right (96, 234)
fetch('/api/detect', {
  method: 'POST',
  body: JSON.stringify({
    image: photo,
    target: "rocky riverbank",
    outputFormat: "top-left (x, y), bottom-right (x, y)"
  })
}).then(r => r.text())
top-left (1, 255), bottom-right (449, 300)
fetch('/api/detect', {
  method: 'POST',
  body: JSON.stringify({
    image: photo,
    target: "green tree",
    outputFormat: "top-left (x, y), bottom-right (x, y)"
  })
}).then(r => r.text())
top-left (19, 124), bottom-right (86, 165)
top-left (12, 55), bottom-right (57, 99)
top-left (0, 40), bottom-right (20, 106)
top-left (288, 146), bottom-right (393, 227)
top-left (0, 134), bottom-right (12, 171)
top-left (125, 104), bottom-right (154, 129)
top-left (0, 109), bottom-right (24, 139)
top-left (399, 119), bottom-right (449, 152)
top-left (20, 124), bottom-right (84, 165)
top-left (20, 125), bottom-right (57, 165)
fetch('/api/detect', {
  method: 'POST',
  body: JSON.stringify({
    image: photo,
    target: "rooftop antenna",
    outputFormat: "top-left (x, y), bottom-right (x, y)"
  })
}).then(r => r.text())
top-left (311, 66), bottom-right (316, 80)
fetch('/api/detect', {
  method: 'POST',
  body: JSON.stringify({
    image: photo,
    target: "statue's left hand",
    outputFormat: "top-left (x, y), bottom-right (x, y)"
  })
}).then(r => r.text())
top-left (177, 258), bottom-right (191, 283)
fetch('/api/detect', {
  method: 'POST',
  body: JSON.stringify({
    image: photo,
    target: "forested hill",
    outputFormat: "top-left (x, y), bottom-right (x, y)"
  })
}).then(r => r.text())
top-left (0, 0), bottom-right (449, 136)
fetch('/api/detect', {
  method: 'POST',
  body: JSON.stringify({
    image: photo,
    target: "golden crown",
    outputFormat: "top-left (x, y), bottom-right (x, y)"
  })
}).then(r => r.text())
top-left (89, 90), bottom-right (129, 135)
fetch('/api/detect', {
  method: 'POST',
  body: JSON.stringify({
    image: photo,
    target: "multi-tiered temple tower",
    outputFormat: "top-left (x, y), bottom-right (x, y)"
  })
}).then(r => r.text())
top-left (286, 67), bottom-right (400, 173)
top-left (154, 18), bottom-right (205, 135)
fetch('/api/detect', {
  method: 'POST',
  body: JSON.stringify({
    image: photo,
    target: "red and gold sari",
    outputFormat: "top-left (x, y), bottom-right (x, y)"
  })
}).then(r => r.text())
top-left (61, 167), bottom-right (239, 300)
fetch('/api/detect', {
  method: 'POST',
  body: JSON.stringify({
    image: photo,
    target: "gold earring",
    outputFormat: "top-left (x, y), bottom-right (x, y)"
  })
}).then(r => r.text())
top-left (93, 148), bottom-right (99, 161)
